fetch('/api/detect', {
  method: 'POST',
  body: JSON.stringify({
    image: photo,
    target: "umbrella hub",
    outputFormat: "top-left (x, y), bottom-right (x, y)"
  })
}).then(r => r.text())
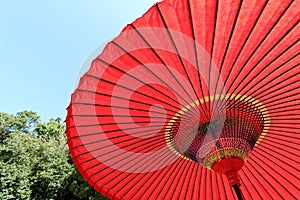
top-left (165, 94), bottom-right (270, 174)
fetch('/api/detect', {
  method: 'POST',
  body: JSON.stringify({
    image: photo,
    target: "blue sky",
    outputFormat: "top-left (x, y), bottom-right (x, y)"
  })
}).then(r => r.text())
top-left (0, 0), bottom-right (159, 121)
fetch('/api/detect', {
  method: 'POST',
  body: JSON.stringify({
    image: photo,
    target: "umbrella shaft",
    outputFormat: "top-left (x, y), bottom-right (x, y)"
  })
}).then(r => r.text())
top-left (233, 184), bottom-right (245, 200)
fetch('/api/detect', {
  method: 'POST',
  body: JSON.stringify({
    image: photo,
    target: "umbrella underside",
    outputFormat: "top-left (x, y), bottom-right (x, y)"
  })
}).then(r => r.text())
top-left (66, 0), bottom-right (300, 199)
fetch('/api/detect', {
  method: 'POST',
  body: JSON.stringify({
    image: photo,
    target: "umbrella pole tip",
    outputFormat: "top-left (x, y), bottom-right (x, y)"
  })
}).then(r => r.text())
top-left (225, 171), bottom-right (245, 200)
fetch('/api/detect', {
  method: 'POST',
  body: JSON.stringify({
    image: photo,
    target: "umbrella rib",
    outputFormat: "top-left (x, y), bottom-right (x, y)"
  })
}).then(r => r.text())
top-left (169, 157), bottom-right (194, 199)
top-left (268, 128), bottom-right (300, 135)
top-left (261, 96), bottom-right (300, 111)
top-left (256, 135), bottom-right (300, 160)
top-left (270, 113), bottom-right (300, 118)
top-left (264, 136), bottom-right (300, 149)
top-left (212, 0), bottom-right (244, 110)
top-left (240, 169), bottom-right (259, 200)
top-left (101, 142), bottom-right (178, 198)
top-left (70, 113), bottom-right (300, 148)
top-left (241, 167), bottom-right (264, 199)
top-left (239, 173), bottom-right (251, 200)
top-left (239, 170), bottom-right (253, 199)
top-left (210, 171), bottom-right (214, 200)
top-left (70, 101), bottom-right (205, 130)
top-left (130, 23), bottom-right (209, 117)
top-left (67, 122), bottom-right (169, 136)
top-left (108, 145), bottom-right (179, 199)
top-left (267, 129), bottom-right (300, 139)
top-left (237, 50), bottom-right (300, 100)
top-left (269, 125), bottom-right (300, 131)
top-left (70, 120), bottom-right (163, 127)
top-left (186, 0), bottom-right (209, 115)
top-left (126, 155), bottom-right (183, 200)
top-left (71, 102), bottom-right (167, 114)
top-left (226, 46), bottom-right (299, 111)
top-left (104, 41), bottom-right (198, 113)
top-left (245, 163), bottom-right (278, 199)
top-left (67, 113), bottom-right (199, 141)
top-left (71, 96), bottom-right (300, 123)
top-left (215, 163), bottom-right (221, 199)
top-left (68, 106), bottom-right (201, 149)
top-left (77, 130), bottom-right (169, 153)
top-left (266, 134), bottom-right (300, 146)
top-left (68, 121), bottom-right (166, 129)
top-left (268, 102), bottom-right (300, 114)
top-left (223, 4), bottom-right (297, 114)
top-left (69, 126), bottom-right (167, 154)
top-left (223, 59), bottom-right (300, 111)
top-left (256, 145), bottom-right (299, 171)
top-left (125, 157), bottom-right (184, 200)
top-left (76, 88), bottom-right (181, 114)
top-left (139, 156), bottom-right (187, 199)
top-left (203, 168), bottom-right (207, 199)
top-left (254, 80), bottom-right (300, 105)
top-left (269, 122), bottom-right (300, 125)
top-left (99, 139), bottom-right (171, 177)
top-left (241, 91), bottom-right (300, 114)
top-left (70, 100), bottom-right (197, 121)
top-left (70, 131), bottom-right (165, 167)
top-left (224, 0), bottom-right (294, 99)
top-left (83, 145), bottom-right (166, 187)
top-left (253, 148), bottom-right (298, 183)
top-left (217, 0), bottom-right (269, 102)
top-left (225, 22), bottom-right (299, 104)
top-left (225, 81), bottom-right (300, 112)
top-left (85, 137), bottom-right (174, 184)
top-left (207, 0), bottom-right (219, 115)
top-left (260, 141), bottom-right (300, 160)
top-left (129, 23), bottom-right (208, 116)
top-left (219, 174), bottom-right (228, 200)
top-left (67, 126), bottom-right (167, 141)
top-left (70, 130), bottom-right (167, 157)
top-left (181, 161), bottom-right (197, 199)
top-left (155, 4), bottom-right (203, 117)
top-left (249, 155), bottom-right (297, 199)
top-left (70, 114), bottom-right (176, 120)
top-left (84, 73), bottom-right (182, 112)
top-left (272, 118), bottom-right (300, 121)
top-left (74, 109), bottom-right (204, 165)
top-left (196, 167), bottom-right (204, 200)
top-left (89, 59), bottom-right (200, 117)
top-left (268, 108), bottom-right (300, 115)
top-left (244, 65), bottom-right (300, 105)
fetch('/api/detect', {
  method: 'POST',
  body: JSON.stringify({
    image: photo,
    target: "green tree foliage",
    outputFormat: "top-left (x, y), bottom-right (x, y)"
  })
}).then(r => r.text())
top-left (0, 111), bottom-right (39, 143)
top-left (0, 111), bottom-right (109, 200)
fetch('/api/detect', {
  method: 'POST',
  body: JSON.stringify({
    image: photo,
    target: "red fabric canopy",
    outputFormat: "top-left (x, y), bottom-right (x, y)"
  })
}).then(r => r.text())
top-left (66, 0), bottom-right (300, 199)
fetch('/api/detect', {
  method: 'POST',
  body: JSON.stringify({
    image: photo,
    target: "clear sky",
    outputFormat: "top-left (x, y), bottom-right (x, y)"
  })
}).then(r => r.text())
top-left (0, 0), bottom-right (159, 121)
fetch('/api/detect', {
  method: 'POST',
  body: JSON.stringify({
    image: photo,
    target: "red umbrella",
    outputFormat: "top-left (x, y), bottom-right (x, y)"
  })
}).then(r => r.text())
top-left (66, 0), bottom-right (300, 199)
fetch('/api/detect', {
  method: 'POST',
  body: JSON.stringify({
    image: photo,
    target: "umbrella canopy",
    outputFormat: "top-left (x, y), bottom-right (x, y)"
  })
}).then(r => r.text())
top-left (66, 0), bottom-right (300, 199)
